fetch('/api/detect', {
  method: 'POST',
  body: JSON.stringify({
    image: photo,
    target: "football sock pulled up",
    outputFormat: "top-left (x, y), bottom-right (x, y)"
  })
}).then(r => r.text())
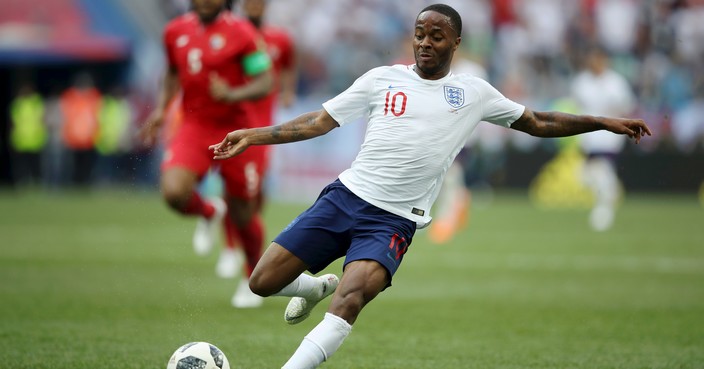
top-left (273, 274), bottom-right (322, 299)
top-left (182, 192), bottom-right (215, 218)
top-left (281, 313), bottom-right (352, 369)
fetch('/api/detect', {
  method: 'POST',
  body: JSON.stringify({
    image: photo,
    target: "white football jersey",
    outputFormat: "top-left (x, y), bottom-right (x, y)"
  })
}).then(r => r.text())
top-left (572, 69), bottom-right (635, 153)
top-left (323, 64), bottom-right (525, 227)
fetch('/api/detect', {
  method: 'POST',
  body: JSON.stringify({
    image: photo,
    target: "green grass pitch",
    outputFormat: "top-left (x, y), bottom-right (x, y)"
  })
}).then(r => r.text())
top-left (1, 190), bottom-right (702, 368)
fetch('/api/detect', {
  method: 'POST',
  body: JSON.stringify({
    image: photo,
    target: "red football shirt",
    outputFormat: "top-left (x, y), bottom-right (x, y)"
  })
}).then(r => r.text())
top-left (164, 12), bottom-right (263, 126)
top-left (248, 25), bottom-right (295, 127)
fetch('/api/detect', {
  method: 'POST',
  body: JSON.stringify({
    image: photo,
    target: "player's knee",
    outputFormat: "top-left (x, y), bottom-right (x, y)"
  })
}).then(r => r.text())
top-left (248, 272), bottom-right (275, 297)
top-left (160, 180), bottom-right (191, 210)
top-left (329, 290), bottom-right (366, 324)
top-left (161, 188), bottom-right (188, 211)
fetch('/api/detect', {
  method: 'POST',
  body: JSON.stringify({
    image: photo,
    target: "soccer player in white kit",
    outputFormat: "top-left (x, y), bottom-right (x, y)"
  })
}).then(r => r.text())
top-left (210, 4), bottom-right (651, 368)
top-left (572, 46), bottom-right (636, 231)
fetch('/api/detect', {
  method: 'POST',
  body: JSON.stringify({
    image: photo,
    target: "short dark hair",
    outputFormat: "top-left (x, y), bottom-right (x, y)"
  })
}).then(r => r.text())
top-left (419, 4), bottom-right (462, 37)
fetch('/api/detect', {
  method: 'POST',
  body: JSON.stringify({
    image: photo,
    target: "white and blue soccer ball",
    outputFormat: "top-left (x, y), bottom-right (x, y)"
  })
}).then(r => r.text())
top-left (167, 342), bottom-right (231, 369)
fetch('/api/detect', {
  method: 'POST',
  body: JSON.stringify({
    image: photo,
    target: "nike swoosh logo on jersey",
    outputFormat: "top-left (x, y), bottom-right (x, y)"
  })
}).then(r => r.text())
top-left (388, 85), bottom-right (408, 89)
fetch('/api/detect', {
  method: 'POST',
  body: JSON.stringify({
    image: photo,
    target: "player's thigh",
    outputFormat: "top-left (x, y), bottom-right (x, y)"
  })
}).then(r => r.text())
top-left (160, 166), bottom-right (200, 200)
top-left (272, 181), bottom-right (354, 274)
top-left (249, 242), bottom-right (309, 296)
top-left (160, 123), bottom-right (213, 197)
top-left (220, 147), bottom-right (265, 201)
top-left (345, 208), bottom-right (416, 285)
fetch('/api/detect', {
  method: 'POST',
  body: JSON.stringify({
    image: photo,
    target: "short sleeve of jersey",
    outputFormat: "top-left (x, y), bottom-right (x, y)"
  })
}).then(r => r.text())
top-left (322, 68), bottom-right (380, 127)
top-left (237, 21), bottom-right (271, 76)
top-left (474, 79), bottom-right (525, 127)
top-left (242, 50), bottom-right (272, 76)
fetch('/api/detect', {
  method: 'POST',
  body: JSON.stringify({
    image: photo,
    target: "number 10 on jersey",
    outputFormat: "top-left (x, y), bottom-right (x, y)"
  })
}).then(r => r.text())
top-left (384, 91), bottom-right (407, 117)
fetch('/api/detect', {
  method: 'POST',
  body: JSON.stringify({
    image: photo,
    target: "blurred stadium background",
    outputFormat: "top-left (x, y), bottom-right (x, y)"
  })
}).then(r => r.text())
top-left (0, 0), bottom-right (703, 197)
top-left (1, 0), bottom-right (703, 368)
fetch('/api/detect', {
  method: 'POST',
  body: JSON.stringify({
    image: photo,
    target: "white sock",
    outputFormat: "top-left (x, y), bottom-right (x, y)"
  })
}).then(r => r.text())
top-left (281, 313), bottom-right (352, 369)
top-left (273, 274), bottom-right (321, 299)
top-left (583, 158), bottom-right (619, 205)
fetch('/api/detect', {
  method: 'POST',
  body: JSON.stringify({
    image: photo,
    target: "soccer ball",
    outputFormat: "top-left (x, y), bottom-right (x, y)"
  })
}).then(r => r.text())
top-left (167, 342), bottom-right (231, 369)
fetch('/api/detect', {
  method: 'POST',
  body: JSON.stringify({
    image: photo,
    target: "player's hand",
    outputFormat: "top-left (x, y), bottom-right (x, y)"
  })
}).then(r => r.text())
top-left (139, 109), bottom-right (165, 147)
top-left (605, 118), bottom-right (652, 144)
top-left (209, 130), bottom-right (250, 160)
top-left (209, 73), bottom-right (233, 102)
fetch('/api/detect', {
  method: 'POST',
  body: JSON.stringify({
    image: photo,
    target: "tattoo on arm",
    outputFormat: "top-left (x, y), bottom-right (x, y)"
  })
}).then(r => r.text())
top-left (254, 110), bottom-right (335, 145)
top-left (514, 110), bottom-right (603, 138)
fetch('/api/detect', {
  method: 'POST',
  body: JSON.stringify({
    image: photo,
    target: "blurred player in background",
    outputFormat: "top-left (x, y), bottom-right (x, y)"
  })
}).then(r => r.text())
top-left (140, 0), bottom-right (272, 307)
top-left (209, 4), bottom-right (651, 367)
top-left (215, 0), bottom-right (298, 308)
top-left (572, 46), bottom-right (635, 232)
top-left (242, 0), bottom-right (298, 109)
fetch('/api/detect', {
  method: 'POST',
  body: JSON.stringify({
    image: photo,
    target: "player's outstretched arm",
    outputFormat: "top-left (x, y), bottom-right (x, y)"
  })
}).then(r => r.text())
top-left (209, 109), bottom-right (339, 160)
top-left (510, 108), bottom-right (652, 144)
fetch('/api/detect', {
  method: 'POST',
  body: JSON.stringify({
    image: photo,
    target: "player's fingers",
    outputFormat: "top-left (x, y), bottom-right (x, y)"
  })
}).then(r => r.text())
top-left (218, 142), bottom-right (246, 159)
top-left (633, 127), bottom-right (645, 144)
top-left (623, 127), bottom-right (635, 139)
top-left (211, 142), bottom-right (227, 155)
top-left (209, 84), bottom-right (227, 101)
top-left (642, 123), bottom-right (653, 136)
top-left (631, 120), bottom-right (652, 136)
top-left (210, 140), bottom-right (230, 152)
top-left (213, 145), bottom-right (239, 160)
top-left (209, 74), bottom-right (224, 93)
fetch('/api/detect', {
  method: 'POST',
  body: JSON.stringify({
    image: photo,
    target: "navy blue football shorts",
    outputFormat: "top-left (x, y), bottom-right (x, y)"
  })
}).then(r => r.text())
top-left (274, 179), bottom-right (417, 285)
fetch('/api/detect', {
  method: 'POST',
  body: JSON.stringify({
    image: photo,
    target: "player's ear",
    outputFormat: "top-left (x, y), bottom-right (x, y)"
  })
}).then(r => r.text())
top-left (453, 36), bottom-right (461, 51)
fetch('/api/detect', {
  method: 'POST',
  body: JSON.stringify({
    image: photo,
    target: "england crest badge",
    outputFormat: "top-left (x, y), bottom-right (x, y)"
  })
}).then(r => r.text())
top-left (444, 86), bottom-right (465, 108)
top-left (210, 34), bottom-right (225, 50)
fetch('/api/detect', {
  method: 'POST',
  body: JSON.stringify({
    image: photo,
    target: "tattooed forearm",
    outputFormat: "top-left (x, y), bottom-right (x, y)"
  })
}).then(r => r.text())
top-left (271, 121), bottom-right (305, 142)
top-left (250, 110), bottom-right (337, 145)
top-left (513, 110), bottom-right (603, 137)
top-left (537, 111), bottom-right (603, 136)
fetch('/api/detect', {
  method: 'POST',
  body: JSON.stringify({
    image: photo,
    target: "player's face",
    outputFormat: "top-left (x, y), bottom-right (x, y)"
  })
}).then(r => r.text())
top-left (192, 0), bottom-right (225, 23)
top-left (587, 51), bottom-right (607, 75)
top-left (243, 0), bottom-right (266, 19)
top-left (413, 11), bottom-right (460, 80)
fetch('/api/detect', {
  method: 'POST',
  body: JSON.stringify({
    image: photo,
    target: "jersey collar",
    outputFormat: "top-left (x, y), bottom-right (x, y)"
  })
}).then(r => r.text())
top-left (408, 64), bottom-right (454, 85)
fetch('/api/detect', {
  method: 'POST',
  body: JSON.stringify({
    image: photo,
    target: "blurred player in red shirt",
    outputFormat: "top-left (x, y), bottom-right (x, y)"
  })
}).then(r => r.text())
top-left (140, 0), bottom-right (273, 308)
top-left (215, 0), bottom-right (298, 307)
top-left (243, 0), bottom-right (297, 112)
